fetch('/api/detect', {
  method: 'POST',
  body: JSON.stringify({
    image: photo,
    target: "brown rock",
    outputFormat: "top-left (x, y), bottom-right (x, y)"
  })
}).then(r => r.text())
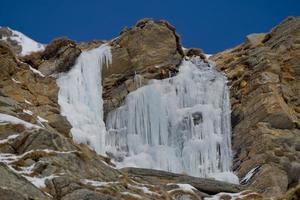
top-left (103, 19), bottom-right (183, 116)
top-left (22, 37), bottom-right (81, 76)
top-left (212, 16), bottom-right (300, 197)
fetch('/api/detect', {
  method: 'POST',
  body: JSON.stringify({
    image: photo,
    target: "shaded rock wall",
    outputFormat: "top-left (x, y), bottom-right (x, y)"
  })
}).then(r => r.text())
top-left (212, 16), bottom-right (300, 197)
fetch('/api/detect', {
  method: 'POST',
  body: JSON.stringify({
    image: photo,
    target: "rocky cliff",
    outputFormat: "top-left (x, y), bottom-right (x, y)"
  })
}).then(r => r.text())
top-left (0, 17), bottom-right (299, 200)
top-left (212, 16), bottom-right (300, 198)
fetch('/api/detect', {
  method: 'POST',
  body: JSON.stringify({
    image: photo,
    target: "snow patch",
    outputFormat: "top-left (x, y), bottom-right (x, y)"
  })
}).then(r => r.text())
top-left (80, 179), bottom-right (117, 187)
top-left (29, 66), bottom-right (45, 77)
top-left (208, 171), bottom-right (239, 184)
top-left (167, 183), bottom-right (197, 193)
top-left (121, 192), bottom-right (142, 199)
top-left (18, 163), bottom-right (36, 175)
top-left (0, 113), bottom-right (41, 129)
top-left (1, 28), bottom-right (45, 56)
top-left (204, 191), bottom-right (259, 200)
top-left (23, 109), bottom-right (33, 115)
top-left (240, 166), bottom-right (260, 184)
top-left (24, 174), bottom-right (58, 188)
top-left (37, 116), bottom-right (48, 123)
top-left (0, 134), bottom-right (19, 144)
top-left (24, 99), bottom-right (33, 105)
top-left (11, 78), bottom-right (21, 84)
top-left (205, 54), bottom-right (212, 59)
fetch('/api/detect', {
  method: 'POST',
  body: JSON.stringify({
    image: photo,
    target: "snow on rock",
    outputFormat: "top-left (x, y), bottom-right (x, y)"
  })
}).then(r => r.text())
top-left (18, 163), bottom-right (36, 175)
top-left (57, 43), bottom-right (112, 154)
top-left (24, 174), bottom-right (58, 188)
top-left (205, 54), bottom-right (212, 59)
top-left (240, 166), bottom-right (260, 184)
top-left (24, 99), bottom-right (33, 105)
top-left (0, 149), bottom-right (77, 164)
top-left (208, 171), bottom-right (239, 184)
top-left (168, 183), bottom-right (197, 193)
top-left (0, 134), bottom-right (19, 144)
top-left (204, 191), bottom-right (260, 200)
top-left (80, 179), bottom-right (117, 187)
top-left (37, 116), bottom-right (48, 123)
top-left (23, 109), bottom-right (33, 115)
top-left (0, 113), bottom-right (41, 129)
top-left (129, 184), bottom-right (159, 196)
top-left (0, 27), bottom-right (45, 56)
top-left (11, 78), bottom-right (21, 84)
top-left (29, 66), bottom-right (45, 77)
top-left (121, 192), bottom-right (142, 199)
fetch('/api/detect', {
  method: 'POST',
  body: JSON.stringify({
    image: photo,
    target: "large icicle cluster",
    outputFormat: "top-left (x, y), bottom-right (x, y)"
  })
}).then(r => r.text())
top-left (105, 57), bottom-right (238, 183)
top-left (57, 44), bottom-right (112, 154)
top-left (56, 44), bottom-right (237, 183)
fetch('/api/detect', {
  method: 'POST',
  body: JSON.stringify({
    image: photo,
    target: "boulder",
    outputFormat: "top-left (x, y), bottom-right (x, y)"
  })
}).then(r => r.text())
top-left (121, 167), bottom-right (243, 195)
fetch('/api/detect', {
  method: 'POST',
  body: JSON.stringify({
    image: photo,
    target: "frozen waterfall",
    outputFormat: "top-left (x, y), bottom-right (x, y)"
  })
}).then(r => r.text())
top-left (56, 44), bottom-right (237, 183)
top-left (57, 44), bottom-right (112, 154)
top-left (105, 57), bottom-right (238, 183)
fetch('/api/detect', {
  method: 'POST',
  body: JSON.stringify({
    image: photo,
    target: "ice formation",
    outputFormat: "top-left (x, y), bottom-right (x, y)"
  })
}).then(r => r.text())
top-left (56, 43), bottom-right (237, 183)
top-left (57, 44), bottom-right (112, 154)
top-left (105, 57), bottom-right (237, 183)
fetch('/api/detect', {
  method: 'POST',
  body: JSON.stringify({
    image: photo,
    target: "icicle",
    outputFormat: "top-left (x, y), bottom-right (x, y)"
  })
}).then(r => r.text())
top-left (57, 44), bottom-right (112, 154)
top-left (105, 57), bottom-right (238, 183)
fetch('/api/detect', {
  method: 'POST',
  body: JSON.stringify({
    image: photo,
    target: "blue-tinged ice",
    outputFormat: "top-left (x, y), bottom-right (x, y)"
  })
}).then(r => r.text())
top-left (57, 44), bottom-right (112, 154)
top-left (105, 57), bottom-right (238, 183)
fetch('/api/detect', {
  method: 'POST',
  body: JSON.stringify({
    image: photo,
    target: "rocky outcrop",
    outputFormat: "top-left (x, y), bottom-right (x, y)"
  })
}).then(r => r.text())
top-left (122, 167), bottom-right (242, 195)
top-left (0, 20), bottom-right (262, 200)
top-left (0, 27), bottom-right (45, 56)
top-left (1, 16), bottom-right (299, 199)
top-left (0, 162), bottom-right (50, 200)
top-left (22, 38), bottom-right (81, 76)
top-left (103, 19), bottom-right (184, 116)
top-left (212, 16), bottom-right (300, 197)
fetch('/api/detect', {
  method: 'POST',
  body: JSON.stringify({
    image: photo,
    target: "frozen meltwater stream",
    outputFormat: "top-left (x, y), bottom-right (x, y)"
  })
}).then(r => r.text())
top-left (57, 44), bottom-right (238, 184)
top-left (57, 44), bottom-right (112, 154)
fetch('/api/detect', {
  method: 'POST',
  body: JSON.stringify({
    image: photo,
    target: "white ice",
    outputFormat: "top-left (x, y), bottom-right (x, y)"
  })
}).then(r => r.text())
top-left (57, 44), bottom-right (112, 154)
top-left (105, 57), bottom-right (238, 183)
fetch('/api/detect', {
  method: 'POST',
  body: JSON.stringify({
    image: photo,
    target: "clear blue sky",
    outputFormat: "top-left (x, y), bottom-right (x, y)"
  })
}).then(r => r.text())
top-left (1, 0), bottom-right (299, 53)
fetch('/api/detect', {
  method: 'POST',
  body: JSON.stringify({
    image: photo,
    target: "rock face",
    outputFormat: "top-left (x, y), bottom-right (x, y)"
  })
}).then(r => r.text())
top-left (0, 27), bottom-right (45, 56)
top-left (103, 19), bottom-right (183, 116)
top-left (0, 19), bottom-right (263, 200)
top-left (22, 37), bottom-right (81, 76)
top-left (212, 16), bottom-right (300, 197)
